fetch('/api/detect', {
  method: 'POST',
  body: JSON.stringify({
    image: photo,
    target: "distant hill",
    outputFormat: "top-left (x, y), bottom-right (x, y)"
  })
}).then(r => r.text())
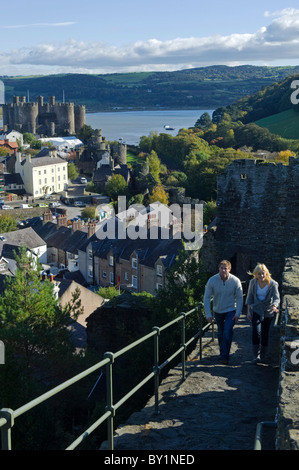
top-left (2, 65), bottom-right (299, 112)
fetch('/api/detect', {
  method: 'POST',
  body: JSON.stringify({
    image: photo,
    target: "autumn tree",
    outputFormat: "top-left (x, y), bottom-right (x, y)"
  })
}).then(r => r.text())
top-left (148, 184), bottom-right (169, 205)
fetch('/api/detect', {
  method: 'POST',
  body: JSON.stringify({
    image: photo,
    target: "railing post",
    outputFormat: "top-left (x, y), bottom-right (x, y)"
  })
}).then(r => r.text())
top-left (104, 352), bottom-right (115, 451)
top-left (0, 408), bottom-right (14, 450)
top-left (180, 313), bottom-right (186, 380)
top-left (152, 327), bottom-right (160, 413)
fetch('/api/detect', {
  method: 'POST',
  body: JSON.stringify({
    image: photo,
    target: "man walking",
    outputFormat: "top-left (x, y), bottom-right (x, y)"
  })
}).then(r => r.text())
top-left (203, 260), bottom-right (243, 364)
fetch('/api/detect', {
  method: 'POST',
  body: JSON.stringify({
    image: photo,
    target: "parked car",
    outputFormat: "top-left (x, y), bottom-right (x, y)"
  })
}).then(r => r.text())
top-left (1, 205), bottom-right (12, 210)
top-left (49, 202), bottom-right (61, 208)
top-left (80, 177), bottom-right (87, 184)
top-left (74, 201), bottom-right (86, 207)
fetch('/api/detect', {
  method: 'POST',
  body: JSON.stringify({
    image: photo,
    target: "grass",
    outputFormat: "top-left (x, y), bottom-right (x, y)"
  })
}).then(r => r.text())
top-left (126, 152), bottom-right (142, 164)
top-left (254, 108), bottom-right (299, 139)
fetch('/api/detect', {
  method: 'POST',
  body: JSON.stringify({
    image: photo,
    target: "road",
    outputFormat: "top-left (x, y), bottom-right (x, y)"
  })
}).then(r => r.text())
top-left (1, 196), bottom-right (84, 221)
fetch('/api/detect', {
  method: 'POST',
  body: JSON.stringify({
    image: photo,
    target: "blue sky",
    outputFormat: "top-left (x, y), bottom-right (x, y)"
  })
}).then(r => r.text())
top-left (1, 1), bottom-right (299, 76)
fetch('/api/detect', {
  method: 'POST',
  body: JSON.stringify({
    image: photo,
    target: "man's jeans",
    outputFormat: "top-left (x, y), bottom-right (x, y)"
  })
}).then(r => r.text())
top-left (214, 311), bottom-right (236, 360)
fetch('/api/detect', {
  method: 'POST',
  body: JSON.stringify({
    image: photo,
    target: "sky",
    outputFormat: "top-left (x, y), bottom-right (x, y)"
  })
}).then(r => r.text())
top-left (1, 1), bottom-right (299, 76)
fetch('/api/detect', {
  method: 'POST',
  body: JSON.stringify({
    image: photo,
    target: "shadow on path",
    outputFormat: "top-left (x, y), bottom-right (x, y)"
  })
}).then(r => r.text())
top-left (100, 317), bottom-right (280, 451)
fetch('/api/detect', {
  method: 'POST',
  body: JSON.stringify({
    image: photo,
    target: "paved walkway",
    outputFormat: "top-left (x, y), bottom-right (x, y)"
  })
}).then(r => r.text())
top-left (101, 317), bottom-right (280, 451)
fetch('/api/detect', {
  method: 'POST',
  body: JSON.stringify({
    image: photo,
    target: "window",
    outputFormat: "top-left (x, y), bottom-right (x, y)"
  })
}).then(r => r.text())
top-left (132, 257), bottom-right (137, 269)
top-left (156, 265), bottom-right (163, 277)
top-left (102, 270), bottom-right (107, 279)
top-left (132, 275), bottom-right (137, 289)
top-left (125, 272), bottom-right (129, 281)
top-left (109, 256), bottom-right (114, 266)
top-left (109, 272), bottom-right (114, 284)
top-left (44, 169), bottom-right (47, 174)
top-left (88, 265), bottom-right (93, 278)
top-left (88, 249), bottom-right (92, 259)
top-left (156, 283), bottom-right (163, 291)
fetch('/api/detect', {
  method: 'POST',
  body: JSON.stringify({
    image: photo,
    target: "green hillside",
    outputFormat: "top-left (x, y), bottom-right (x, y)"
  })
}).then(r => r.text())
top-left (2, 65), bottom-right (299, 112)
top-left (254, 108), bottom-right (299, 140)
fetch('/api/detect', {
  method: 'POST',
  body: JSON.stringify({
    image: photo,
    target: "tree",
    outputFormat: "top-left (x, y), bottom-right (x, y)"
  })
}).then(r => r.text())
top-left (147, 150), bottom-right (161, 183)
top-left (0, 247), bottom-right (76, 368)
top-left (105, 174), bottom-right (127, 201)
top-left (195, 112), bottom-right (212, 130)
top-left (81, 205), bottom-right (97, 219)
top-left (148, 184), bottom-right (169, 205)
top-left (0, 214), bottom-right (18, 232)
top-left (77, 124), bottom-right (93, 143)
top-left (67, 162), bottom-right (79, 181)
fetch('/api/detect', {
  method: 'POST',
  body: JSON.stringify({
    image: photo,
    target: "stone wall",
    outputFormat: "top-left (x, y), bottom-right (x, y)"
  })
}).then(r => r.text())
top-left (216, 158), bottom-right (299, 283)
top-left (276, 256), bottom-right (299, 449)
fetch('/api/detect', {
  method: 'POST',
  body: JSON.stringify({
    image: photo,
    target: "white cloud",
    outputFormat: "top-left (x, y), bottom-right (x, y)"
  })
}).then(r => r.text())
top-left (2, 9), bottom-right (299, 75)
top-left (3, 22), bottom-right (76, 29)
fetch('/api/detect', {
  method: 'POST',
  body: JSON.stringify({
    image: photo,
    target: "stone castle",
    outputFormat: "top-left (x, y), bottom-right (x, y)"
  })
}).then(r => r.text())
top-left (2, 95), bottom-right (85, 136)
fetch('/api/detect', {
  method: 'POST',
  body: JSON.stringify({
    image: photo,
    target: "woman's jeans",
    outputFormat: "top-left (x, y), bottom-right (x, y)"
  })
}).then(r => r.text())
top-left (214, 311), bottom-right (236, 360)
top-left (251, 312), bottom-right (273, 347)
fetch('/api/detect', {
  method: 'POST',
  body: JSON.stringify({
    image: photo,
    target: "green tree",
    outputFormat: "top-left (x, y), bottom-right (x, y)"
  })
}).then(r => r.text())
top-left (0, 247), bottom-right (76, 368)
top-left (77, 124), bottom-right (94, 143)
top-left (105, 174), bottom-right (127, 201)
top-left (147, 150), bottom-right (161, 183)
top-left (195, 112), bottom-right (212, 130)
top-left (0, 214), bottom-right (18, 232)
top-left (67, 162), bottom-right (79, 181)
top-left (81, 205), bottom-right (97, 219)
top-left (97, 286), bottom-right (121, 299)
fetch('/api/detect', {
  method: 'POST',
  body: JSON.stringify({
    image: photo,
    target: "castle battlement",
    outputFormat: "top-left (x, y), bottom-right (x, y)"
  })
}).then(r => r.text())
top-left (3, 95), bottom-right (85, 136)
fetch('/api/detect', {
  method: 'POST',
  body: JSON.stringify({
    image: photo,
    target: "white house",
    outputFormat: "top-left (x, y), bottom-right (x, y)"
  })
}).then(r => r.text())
top-left (15, 149), bottom-right (68, 196)
top-left (0, 129), bottom-right (23, 147)
top-left (0, 227), bottom-right (47, 265)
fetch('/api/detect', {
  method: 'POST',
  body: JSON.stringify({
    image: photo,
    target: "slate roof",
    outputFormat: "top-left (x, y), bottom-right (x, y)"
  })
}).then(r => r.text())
top-left (0, 227), bottom-right (46, 250)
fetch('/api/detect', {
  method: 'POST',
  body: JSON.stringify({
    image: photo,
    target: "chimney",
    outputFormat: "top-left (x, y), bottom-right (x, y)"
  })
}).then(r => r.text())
top-left (43, 209), bottom-right (52, 224)
top-left (57, 214), bottom-right (67, 228)
top-left (72, 219), bottom-right (82, 232)
top-left (88, 221), bottom-right (96, 238)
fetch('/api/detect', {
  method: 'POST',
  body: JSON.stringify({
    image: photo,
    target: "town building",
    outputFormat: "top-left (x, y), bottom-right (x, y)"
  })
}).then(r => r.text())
top-left (15, 148), bottom-right (68, 196)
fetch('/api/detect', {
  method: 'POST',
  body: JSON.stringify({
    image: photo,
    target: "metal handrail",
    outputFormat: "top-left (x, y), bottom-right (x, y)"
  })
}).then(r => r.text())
top-left (0, 303), bottom-right (212, 451)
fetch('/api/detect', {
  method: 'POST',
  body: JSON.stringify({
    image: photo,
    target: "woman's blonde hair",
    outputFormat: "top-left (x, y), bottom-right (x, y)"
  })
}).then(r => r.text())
top-left (251, 263), bottom-right (272, 284)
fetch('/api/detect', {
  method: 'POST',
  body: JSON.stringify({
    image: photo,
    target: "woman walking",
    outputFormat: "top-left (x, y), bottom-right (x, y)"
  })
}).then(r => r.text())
top-left (246, 264), bottom-right (280, 364)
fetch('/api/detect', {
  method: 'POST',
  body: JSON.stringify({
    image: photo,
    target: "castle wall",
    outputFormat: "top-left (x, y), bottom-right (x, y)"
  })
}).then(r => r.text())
top-left (216, 158), bottom-right (299, 282)
top-left (276, 256), bottom-right (299, 449)
top-left (3, 96), bottom-right (86, 136)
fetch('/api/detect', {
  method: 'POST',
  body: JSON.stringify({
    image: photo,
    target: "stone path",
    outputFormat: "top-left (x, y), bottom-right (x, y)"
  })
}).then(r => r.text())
top-left (101, 316), bottom-right (280, 451)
